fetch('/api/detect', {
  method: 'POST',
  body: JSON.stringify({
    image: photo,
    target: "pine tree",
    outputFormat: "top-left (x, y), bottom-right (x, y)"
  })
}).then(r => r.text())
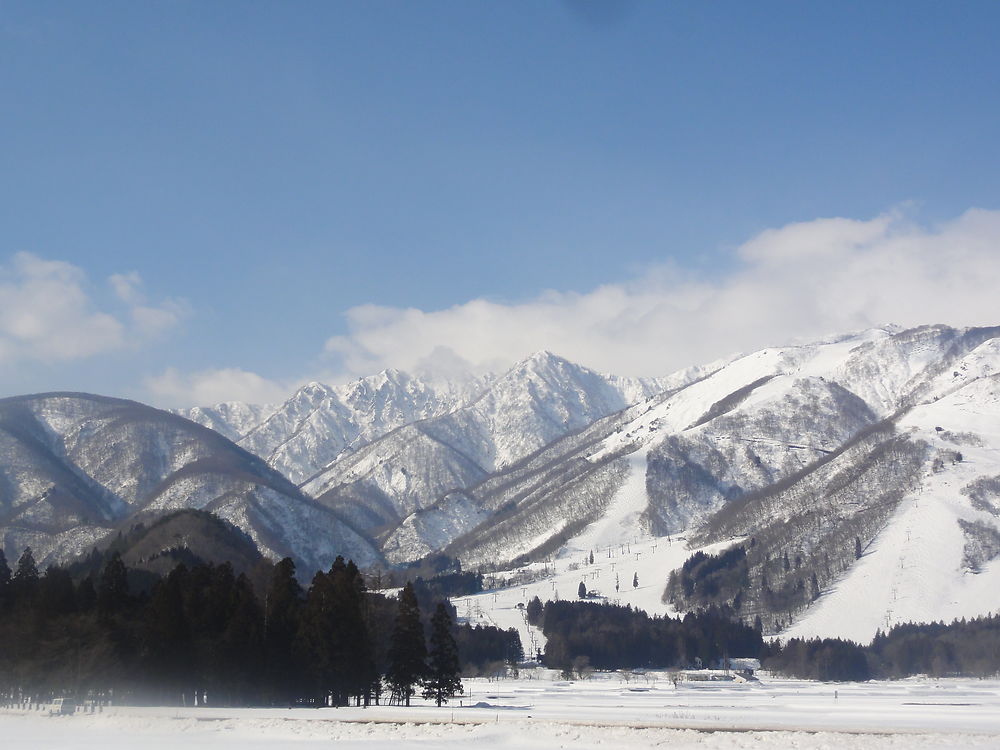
top-left (299, 568), bottom-right (340, 704)
top-left (386, 582), bottom-right (426, 706)
top-left (76, 575), bottom-right (97, 612)
top-left (578, 581), bottom-right (587, 599)
top-left (217, 572), bottom-right (264, 706)
top-left (298, 556), bottom-right (374, 706)
top-left (264, 557), bottom-right (302, 705)
top-left (525, 596), bottom-right (543, 625)
top-left (341, 560), bottom-right (377, 705)
top-left (422, 602), bottom-right (462, 706)
top-left (145, 564), bottom-right (194, 705)
top-left (12, 546), bottom-right (39, 604)
top-left (97, 551), bottom-right (130, 619)
top-left (632, 572), bottom-right (638, 589)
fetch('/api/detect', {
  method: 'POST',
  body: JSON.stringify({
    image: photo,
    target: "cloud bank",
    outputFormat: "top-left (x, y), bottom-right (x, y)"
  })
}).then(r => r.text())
top-left (0, 252), bottom-right (185, 365)
top-left (144, 367), bottom-right (289, 407)
top-left (324, 208), bottom-right (1000, 380)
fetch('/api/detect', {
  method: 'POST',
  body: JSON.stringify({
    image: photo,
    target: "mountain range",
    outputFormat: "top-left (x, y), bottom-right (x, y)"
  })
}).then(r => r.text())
top-left (4, 323), bottom-right (1000, 641)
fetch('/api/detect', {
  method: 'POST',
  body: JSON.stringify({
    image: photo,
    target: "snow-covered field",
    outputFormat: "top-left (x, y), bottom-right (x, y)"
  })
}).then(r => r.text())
top-left (4, 673), bottom-right (1000, 748)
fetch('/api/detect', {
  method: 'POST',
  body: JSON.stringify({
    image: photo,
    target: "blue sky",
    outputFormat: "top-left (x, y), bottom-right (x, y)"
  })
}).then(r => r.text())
top-left (3, 1), bottom-right (1000, 406)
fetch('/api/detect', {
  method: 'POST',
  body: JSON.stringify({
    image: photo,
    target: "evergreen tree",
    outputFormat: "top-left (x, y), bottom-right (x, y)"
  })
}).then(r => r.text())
top-left (297, 556), bottom-right (373, 706)
top-left (386, 582), bottom-right (426, 706)
top-left (632, 572), bottom-right (639, 589)
top-left (145, 564), bottom-right (194, 705)
top-left (12, 546), bottom-right (39, 604)
top-left (263, 557), bottom-right (302, 705)
top-left (525, 596), bottom-right (543, 625)
top-left (97, 551), bottom-right (130, 619)
top-left (578, 581), bottom-right (587, 599)
top-left (854, 537), bottom-right (863, 559)
top-left (423, 602), bottom-right (462, 706)
top-left (340, 560), bottom-right (377, 704)
top-left (217, 572), bottom-right (264, 705)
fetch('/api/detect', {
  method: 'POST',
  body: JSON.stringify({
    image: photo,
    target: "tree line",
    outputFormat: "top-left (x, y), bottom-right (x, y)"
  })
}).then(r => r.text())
top-left (528, 598), bottom-right (763, 674)
top-left (0, 546), bottom-right (521, 707)
top-left (765, 613), bottom-right (1000, 681)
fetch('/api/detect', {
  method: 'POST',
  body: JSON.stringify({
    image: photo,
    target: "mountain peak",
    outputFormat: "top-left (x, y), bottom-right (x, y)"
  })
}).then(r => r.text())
top-left (517, 349), bottom-right (575, 373)
top-left (291, 381), bottom-right (335, 403)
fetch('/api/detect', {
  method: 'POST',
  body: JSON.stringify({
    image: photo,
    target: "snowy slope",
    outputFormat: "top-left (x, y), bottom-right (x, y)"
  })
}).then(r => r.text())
top-left (238, 371), bottom-right (475, 485)
top-left (0, 393), bottom-right (381, 572)
top-left (180, 401), bottom-right (276, 442)
top-left (784, 339), bottom-right (1000, 642)
top-left (439, 326), bottom-right (1000, 642)
top-left (302, 352), bottom-right (678, 544)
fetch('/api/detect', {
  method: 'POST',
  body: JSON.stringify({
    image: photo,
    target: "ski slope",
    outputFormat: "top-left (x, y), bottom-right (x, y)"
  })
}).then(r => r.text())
top-left (453, 453), bottom-right (740, 657)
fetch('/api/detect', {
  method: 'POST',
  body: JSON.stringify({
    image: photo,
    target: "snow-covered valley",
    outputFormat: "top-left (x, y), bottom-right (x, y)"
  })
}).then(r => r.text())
top-left (4, 674), bottom-right (1000, 749)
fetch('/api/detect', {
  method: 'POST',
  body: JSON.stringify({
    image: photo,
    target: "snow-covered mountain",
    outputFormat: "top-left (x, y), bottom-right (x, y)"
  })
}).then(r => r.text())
top-left (384, 325), bottom-right (1000, 641)
top-left (7, 324), bottom-right (1000, 642)
top-left (182, 401), bottom-right (276, 442)
top-left (183, 370), bottom-right (484, 485)
top-left (0, 393), bottom-right (381, 572)
top-left (185, 355), bottom-right (674, 495)
top-left (300, 351), bottom-right (681, 542)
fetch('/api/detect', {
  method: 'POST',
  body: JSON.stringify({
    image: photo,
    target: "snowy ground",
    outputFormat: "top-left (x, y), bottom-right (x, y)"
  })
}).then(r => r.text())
top-left (4, 673), bottom-right (1000, 749)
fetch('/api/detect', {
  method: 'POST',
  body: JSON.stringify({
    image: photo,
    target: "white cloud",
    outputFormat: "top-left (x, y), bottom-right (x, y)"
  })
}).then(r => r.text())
top-left (109, 271), bottom-right (144, 305)
top-left (144, 367), bottom-right (290, 408)
top-left (0, 253), bottom-right (186, 365)
top-left (323, 207), bottom-right (1000, 379)
top-left (109, 270), bottom-right (189, 338)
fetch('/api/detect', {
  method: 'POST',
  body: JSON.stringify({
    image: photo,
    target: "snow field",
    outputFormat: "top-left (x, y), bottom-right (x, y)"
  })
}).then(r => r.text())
top-left (5, 674), bottom-right (1000, 749)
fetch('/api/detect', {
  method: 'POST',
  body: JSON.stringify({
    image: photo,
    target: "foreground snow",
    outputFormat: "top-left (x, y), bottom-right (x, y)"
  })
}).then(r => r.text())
top-left (4, 673), bottom-right (1000, 748)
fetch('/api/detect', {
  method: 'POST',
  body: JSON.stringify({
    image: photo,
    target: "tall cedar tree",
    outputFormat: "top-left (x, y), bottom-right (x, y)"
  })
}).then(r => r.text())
top-left (145, 564), bottom-right (194, 705)
top-left (298, 556), bottom-right (374, 706)
top-left (97, 551), bottom-right (130, 619)
top-left (13, 547), bottom-right (39, 604)
top-left (264, 557), bottom-right (302, 705)
top-left (386, 582), bottom-right (426, 706)
top-left (423, 602), bottom-right (462, 706)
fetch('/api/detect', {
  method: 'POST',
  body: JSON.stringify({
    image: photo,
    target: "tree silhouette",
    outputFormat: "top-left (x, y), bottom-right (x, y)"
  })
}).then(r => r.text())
top-left (263, 557), bottom-right (302, 705)
top-left (12, 547), bottom-right (39, 604)
top-left (423, 602), bottom-right (462, 706)
top-left (97, 552), bottom-right (130, 619)
top-left (386, 582), bottom-right (426, 706)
